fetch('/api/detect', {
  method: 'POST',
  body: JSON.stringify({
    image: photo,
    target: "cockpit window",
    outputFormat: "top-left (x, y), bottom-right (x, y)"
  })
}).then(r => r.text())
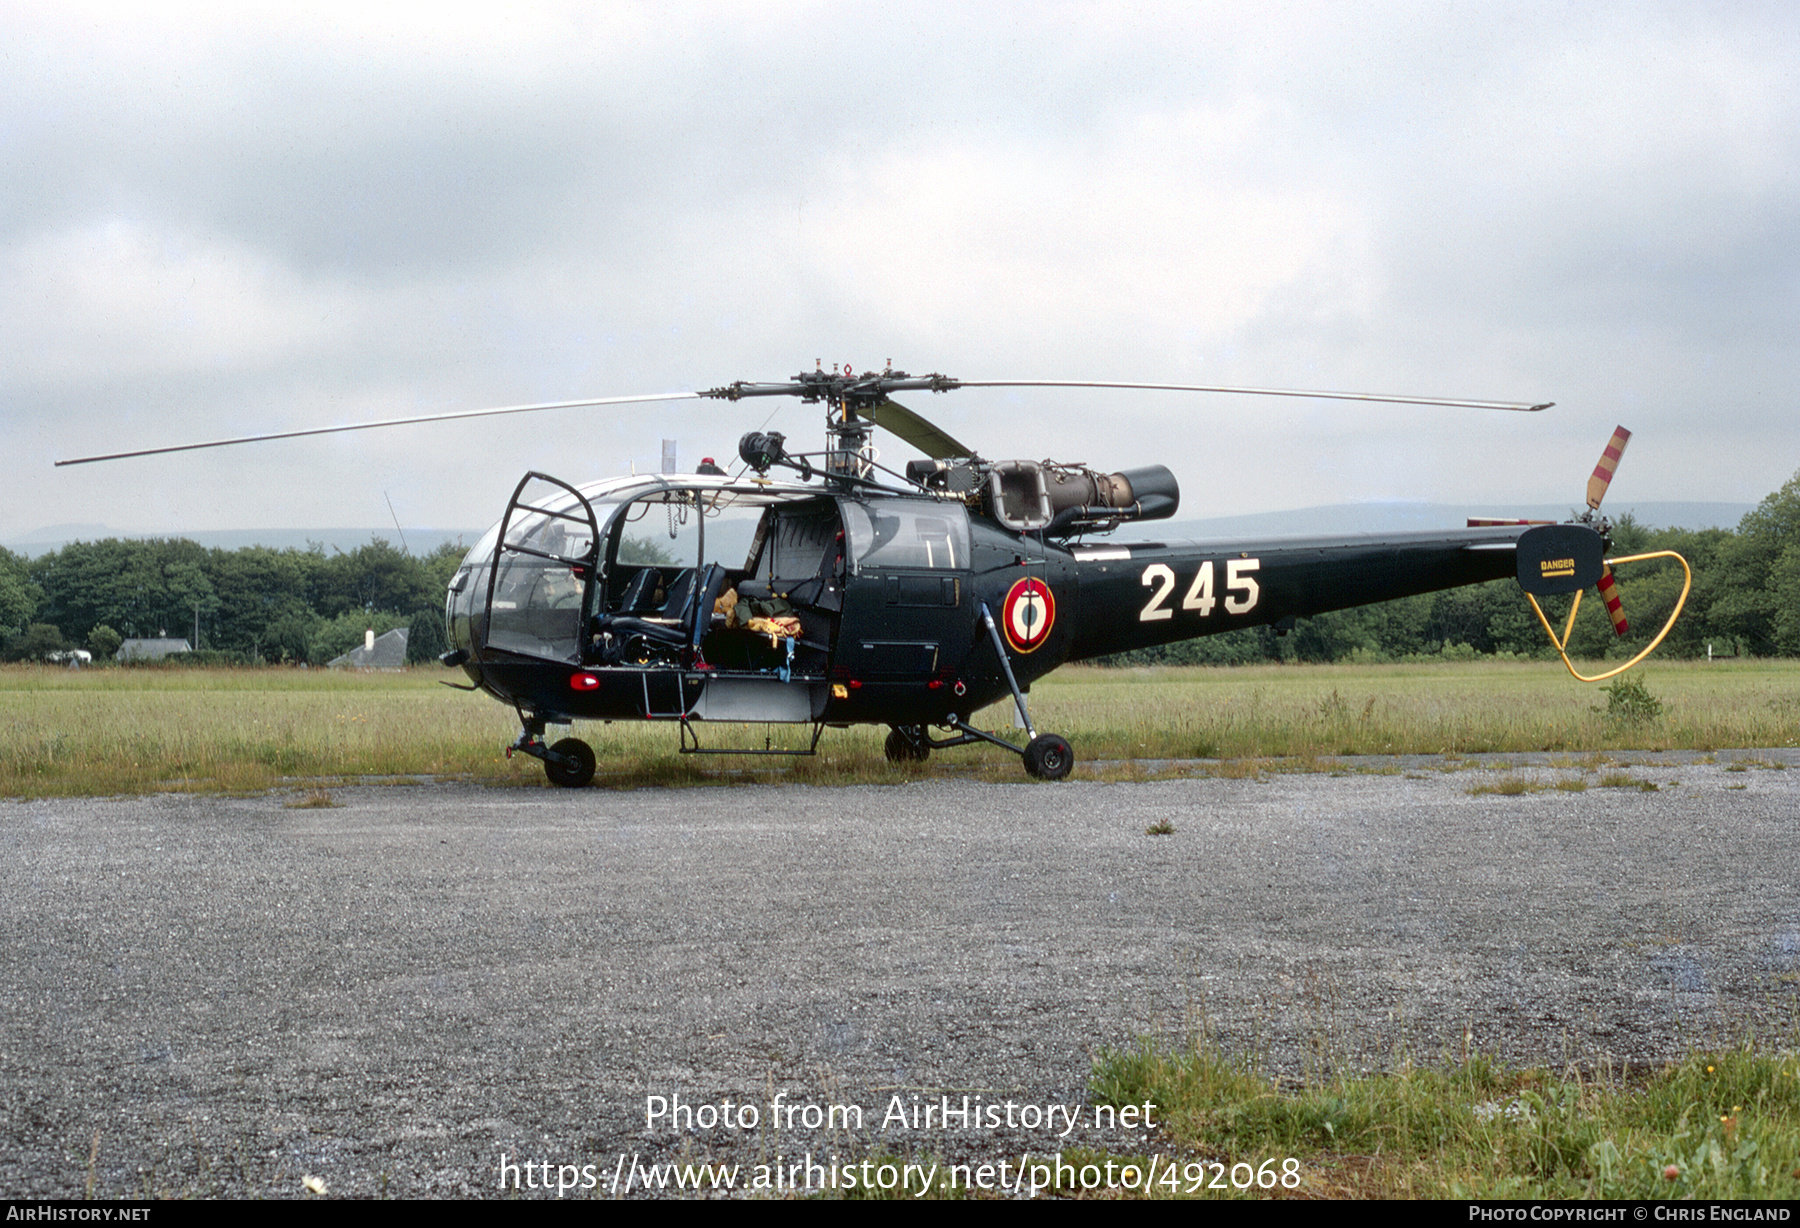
top-left (606, 488), bottom-right (786, 571)
top-left (841, 498), bottom-right (969, 571)
top-left (615, 492), bottom-right (700, 568)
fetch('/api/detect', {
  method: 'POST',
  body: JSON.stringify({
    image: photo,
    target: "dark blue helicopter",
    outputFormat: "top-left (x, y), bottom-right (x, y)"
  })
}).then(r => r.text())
top-left (59, 367), bottom-right (1687, 785)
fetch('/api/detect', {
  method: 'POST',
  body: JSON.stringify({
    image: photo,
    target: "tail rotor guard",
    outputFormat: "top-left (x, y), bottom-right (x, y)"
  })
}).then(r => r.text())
top-left (1515, 527), bottom-right (1691, 682)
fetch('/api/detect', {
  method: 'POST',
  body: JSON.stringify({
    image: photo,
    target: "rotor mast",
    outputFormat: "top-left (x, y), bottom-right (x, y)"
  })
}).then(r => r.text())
top-left (700, 364), bottom-right (962, 482)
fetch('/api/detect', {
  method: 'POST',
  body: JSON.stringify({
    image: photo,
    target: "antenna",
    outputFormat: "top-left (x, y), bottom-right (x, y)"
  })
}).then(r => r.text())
top-left (384, 492), bottom-right (410, 555)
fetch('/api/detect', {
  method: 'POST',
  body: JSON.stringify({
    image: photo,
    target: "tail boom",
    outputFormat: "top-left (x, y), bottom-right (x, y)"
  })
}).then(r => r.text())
top-left (1065, 526), bottom-right (1545, 661)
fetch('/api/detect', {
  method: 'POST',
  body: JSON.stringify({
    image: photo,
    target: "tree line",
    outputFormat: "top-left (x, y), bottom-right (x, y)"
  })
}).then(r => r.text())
top-left (0, 538), bottom-right (464, 665)
top-left (3, 467), bottom-right (1797, 667)
top-left (1106, 468), bottom-right (1800, 667)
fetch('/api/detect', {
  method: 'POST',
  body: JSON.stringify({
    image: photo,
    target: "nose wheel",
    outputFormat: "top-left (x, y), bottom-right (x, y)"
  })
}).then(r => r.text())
top-left (543, 738), bottom-right (596, 788)
top-left (508, 720), bottom-right (597, 788)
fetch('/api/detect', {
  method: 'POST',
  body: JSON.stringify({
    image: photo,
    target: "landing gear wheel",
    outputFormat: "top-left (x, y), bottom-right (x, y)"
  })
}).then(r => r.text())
top-left (884, 727), bottom-right (930, 764)
top-left (544, 737), bottom-right (596, 788)
top-left (1023, 733), bottom-right (1074, 781)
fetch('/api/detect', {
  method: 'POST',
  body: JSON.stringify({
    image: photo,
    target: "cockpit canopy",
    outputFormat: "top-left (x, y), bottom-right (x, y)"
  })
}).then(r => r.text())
top-left (446, 472), bottom-right (974, 667)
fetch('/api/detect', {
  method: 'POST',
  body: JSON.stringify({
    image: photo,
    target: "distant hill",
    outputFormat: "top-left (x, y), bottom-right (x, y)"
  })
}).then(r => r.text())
top-left (5, 501), bottom-right (1753, 559)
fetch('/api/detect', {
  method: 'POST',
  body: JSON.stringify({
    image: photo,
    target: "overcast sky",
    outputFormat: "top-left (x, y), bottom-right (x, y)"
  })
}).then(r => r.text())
top-left (5, 1), bottom-right (1795, 543)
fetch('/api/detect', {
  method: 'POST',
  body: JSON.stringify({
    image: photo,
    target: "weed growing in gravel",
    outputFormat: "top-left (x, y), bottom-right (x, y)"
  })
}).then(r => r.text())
top-left (1468, 778), bottom-right (1544, 796)
top-left (1089, 1040), bottom-right (1800, 1199)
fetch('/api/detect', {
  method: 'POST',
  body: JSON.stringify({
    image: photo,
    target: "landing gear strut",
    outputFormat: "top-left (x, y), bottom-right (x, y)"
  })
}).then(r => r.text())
top-left (871, 607), bottom-right (1087, 780)
top-left (507, 717), bottom-right (597, 788)
top-left (879, 605), bottom-right (1078, 781)
top-left (885, 726), bottom-right (932, 764)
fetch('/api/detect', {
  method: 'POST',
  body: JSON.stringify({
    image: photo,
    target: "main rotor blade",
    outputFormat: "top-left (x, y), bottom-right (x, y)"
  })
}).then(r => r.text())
top-left (957, 380), bottom-right (1553, 412)
top-left (862, 398), bottom-right (975, 459)
top-left (54, 391), bottom-right (703, 467)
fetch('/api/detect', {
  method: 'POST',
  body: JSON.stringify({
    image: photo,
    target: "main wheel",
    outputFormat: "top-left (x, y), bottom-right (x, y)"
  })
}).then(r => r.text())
top-left (884, 727), bottom-right (930, 764)
top-left (544, 737), bottom-right (596, 788)
top-left (1023, 733), bottom-right (1074, 781)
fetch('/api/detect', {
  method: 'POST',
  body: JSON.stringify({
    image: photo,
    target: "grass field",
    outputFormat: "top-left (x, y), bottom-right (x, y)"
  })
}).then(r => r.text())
top-left (2, 657), bottom-right (1796, 798)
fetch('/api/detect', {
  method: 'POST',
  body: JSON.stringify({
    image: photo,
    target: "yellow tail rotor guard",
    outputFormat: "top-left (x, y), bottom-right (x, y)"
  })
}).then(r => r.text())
top-left (1525, 550), bottom-right (1692, 683)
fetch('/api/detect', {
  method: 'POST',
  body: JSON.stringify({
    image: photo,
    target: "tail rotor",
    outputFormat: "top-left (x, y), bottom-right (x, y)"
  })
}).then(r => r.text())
top-left (1488, 425), bottom-right (1635, 635)
top-left (1583, 426), bottom-right (1633, 638)
top-left (1510, 424), bottom-right (1690, 681)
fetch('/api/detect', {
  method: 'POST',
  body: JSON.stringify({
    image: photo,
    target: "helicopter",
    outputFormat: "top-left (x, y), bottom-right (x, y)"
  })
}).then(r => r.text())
top-left (58, 365), bottom-right (1690, 786)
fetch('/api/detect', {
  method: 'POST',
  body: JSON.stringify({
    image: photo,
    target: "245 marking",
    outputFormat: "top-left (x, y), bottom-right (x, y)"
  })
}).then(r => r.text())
top-left (1139, 559), bottom-right (1260, 622)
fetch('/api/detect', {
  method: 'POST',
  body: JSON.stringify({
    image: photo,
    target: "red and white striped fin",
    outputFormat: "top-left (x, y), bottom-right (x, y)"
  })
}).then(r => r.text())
top-left (1586, 426), bottom-right (1631, 511)
top-left (1597, 564), bottom-right (1629, 637)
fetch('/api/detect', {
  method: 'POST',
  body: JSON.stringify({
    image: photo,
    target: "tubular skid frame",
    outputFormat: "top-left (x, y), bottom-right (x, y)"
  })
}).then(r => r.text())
top-left (1525, 549), bottom-right (1692, 683)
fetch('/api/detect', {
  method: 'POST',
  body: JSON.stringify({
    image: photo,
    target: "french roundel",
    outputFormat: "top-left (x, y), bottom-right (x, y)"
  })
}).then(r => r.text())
top-left (1002, 577), bottom-right (1057, 653)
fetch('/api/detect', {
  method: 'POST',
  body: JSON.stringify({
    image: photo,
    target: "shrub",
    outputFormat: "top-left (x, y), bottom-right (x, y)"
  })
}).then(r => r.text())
top-left (1596, 673), bottom-right (1663, 724)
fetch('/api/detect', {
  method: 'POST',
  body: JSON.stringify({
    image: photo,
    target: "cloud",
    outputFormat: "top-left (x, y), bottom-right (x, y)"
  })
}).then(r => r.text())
top-left (1, 218), bottom-right (359, 392)
top-left (4, 2), bottom-right (1797, 538)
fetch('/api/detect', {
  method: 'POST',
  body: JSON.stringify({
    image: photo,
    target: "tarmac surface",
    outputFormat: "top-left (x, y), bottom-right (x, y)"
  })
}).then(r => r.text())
top-left (4, 751), bottom-right (1799, 1198)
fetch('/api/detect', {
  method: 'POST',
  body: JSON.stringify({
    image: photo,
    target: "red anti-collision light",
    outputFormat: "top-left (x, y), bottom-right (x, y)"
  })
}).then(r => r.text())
top-left (570, 673), bottom-right (600, 691)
